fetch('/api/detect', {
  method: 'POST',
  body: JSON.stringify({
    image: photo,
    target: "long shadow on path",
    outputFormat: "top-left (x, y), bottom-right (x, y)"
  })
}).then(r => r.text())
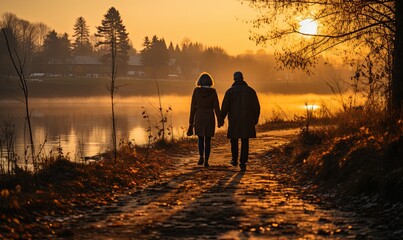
top-left (142, 169), bottom-right (246, 239)
top-left (65, 131), bottom-right (384, 239)
top-left (67, 160), bottom-right (246, 239)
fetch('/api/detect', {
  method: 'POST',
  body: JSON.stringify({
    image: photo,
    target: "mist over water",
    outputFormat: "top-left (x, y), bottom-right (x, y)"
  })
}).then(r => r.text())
top-left (0, 92), bottom-right (349, 162)
top-left (0, 69), bottom-right (356, 164)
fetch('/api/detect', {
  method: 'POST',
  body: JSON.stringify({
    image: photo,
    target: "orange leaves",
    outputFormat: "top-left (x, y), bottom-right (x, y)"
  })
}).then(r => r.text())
top-left (53, 199), bottom-right (63, 207)
top-left (10, 199), bottom-right (20, 210)
top-left (12, 218), bottom-right (20, 225)
top-left (1, 189), bottom-right (10, 198)
top-left (0, 187), bottom-right (21, 210)
top-left (35, 189), bottom-right (45, 195)
top-left (359, 126), bottom-right (370, 135)
top-left (334, 135), bottom-right (352, 143)
top-left (1, 185), bottom-right (21, 198)
top-left (15, 185), bottom-right (21, 193)
top-left (129, 167), bottom-right (139, 174)
top-left (0, 138), bottom-right (183, 238)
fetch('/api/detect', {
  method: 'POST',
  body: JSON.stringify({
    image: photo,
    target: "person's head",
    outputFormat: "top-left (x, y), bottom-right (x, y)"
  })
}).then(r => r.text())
top-left (233, 71), bottom-right (244, 81)
top-left (196, 72), bottom-right (214, 87)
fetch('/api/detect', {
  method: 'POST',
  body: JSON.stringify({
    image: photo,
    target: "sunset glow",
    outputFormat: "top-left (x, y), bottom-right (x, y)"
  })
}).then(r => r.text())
top-left (0, 0), bottom-right (259, 55)
top-left (302, 104), bottom-right (320, 111)
top-left (299, 18), bottom-right (318, 35)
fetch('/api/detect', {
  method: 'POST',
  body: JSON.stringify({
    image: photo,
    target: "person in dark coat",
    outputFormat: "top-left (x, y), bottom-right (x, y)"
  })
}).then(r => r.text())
top-left (188, 72), bottom-right (223, 167)
top-left (221, 71), bottom-right (260, 171)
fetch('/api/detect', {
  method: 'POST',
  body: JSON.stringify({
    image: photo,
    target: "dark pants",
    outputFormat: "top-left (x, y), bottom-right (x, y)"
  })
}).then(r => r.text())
top-left (198, 136), bottom-right (211, 161)
top-left (230, 138), bottom-right (249, 166)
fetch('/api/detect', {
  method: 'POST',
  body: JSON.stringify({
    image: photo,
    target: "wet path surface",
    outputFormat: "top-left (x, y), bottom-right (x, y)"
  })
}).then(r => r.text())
top-left (64, 130), bottom-right (390, 239)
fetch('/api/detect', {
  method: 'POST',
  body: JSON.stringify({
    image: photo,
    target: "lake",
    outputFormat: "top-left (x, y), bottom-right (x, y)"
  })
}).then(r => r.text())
top-left (0, 76), bottom-right (354, 166)
top-left (0, 91), bottom-right (346, 164)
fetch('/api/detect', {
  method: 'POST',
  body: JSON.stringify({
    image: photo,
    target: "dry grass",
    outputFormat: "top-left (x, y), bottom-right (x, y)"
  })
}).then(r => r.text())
top-left (272, 108), bottom-right (403, 201)
top-left (0, 137), bottom-right (196, 239)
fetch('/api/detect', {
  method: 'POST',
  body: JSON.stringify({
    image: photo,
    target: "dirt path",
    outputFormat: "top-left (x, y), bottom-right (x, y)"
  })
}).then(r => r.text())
top-left (62, 129), bottom-right (385, 239)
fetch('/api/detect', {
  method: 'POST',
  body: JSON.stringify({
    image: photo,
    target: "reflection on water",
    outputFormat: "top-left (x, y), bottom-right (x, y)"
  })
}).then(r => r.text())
top-left (0, 93), bottom-right (350, 162)
top-left (0, 96), bottom-right (191, 161)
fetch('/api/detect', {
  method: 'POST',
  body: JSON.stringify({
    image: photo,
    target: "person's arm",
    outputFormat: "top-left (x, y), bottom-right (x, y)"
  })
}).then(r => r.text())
top-left (213, 90), bottom-right (224, 127)
top-left (252, 90), bottom-right (260, 125)
top-left (189, 89), bottom-right (197, 125)
top-left (221, 90), bottom-right (230, 121)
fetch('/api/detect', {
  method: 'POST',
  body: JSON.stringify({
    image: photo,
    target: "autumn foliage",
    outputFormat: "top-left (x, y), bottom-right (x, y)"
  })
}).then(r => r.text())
top-left (0, 140), bottom-right (194, 239)
top-left (277, 108), bottom-right (403, 201)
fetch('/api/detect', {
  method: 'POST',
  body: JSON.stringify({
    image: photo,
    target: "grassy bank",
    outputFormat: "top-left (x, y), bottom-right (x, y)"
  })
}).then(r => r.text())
top-left (0, 120), bottom-right (294, 239)
top-left (266, 109), bottom-right (403, 201)
top-left (0, 138), bottom-right (196, 239)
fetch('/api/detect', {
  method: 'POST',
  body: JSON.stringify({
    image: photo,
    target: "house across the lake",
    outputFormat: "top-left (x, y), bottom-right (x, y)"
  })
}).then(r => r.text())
top-left (30, 55), bottom-right (182, 79)
top-left (69, 56), bottom-right (105, 78)
top-left (127, 55), bottom-right (145, 78)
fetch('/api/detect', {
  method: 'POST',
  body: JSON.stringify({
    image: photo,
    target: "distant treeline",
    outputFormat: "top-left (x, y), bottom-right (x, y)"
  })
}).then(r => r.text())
top-left (0, 10), bottom-right (351, 87)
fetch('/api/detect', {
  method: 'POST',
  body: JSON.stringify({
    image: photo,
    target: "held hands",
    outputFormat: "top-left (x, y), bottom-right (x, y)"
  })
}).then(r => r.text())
top-left (218, 120), bottom-right (225, 128)
top-left (188, 121), bottom-right (224, 136)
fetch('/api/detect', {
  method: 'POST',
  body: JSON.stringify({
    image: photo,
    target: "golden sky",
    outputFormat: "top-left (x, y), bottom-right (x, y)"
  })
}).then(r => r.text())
top-left (0, 0), bottom-right (262, 55)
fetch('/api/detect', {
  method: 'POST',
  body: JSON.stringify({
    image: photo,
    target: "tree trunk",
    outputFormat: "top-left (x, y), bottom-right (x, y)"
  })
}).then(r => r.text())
top-left (111, 37), bottom-right (117, 164)
top-left (25, 97), bottom-right (36, 171)
top-left (392, 0), bottom-right (403, 116)
top-left (2, 29), bottom-right (36, 170)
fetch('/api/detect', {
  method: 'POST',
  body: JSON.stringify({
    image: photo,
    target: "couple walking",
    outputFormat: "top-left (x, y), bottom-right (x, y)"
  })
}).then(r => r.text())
top-left (188, 71), bottom-right (260, 171)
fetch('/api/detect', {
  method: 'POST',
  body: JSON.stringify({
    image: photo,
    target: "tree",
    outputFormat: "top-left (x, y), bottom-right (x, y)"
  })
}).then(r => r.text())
top-left (168, 41), bottom-right (176, 58)
top-left (42, 30), bottom-right (71, 63)
top-left (59, 33), bottom-right (71, 61)
top-left (72, 16), bottom-right (92, 55)
top-left (142, 36), bottom-right (151, 51)
top-left (174, 44), bottom-right (181, 56)
top-left (0, 12), bottom-right (42, 75)
top-left (96, 7), bottom-right (130, 75)
top-left (140, 35), bottom-right (169, 78)
top-left (43, 30), bottom-right (58, 63)
top-left (393, 1), bottom-right (403, 116)
top-left (201, 46), bottom-right (228, 69)
top-left (34, 22), bottom-right (50, 48)
top-left (244, 0), bottom-right (402, 115)
top-left (0, 13), bottom-right (46, 170)
top-left (2, 27), bottom-right (36, 171)
top-left (0, 28), bottom-right (13, 77)
top-left (96, 7), bottom-right (130, 163)
top-left (178, 40), bottom-right (204, 78)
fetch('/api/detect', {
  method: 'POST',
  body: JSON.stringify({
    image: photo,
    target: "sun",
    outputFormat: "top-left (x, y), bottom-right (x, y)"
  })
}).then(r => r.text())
top-left (299, 18), bottom-right (318, 35)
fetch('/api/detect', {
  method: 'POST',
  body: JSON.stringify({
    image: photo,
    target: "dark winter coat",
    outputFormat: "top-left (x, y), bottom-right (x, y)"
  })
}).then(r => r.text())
top-left (189, 87), bottom-right (223, 137)
top-left (221, 80), bottom-right (260, 138)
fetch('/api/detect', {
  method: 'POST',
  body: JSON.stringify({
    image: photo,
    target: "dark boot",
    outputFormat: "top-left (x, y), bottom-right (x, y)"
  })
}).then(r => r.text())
top-left (198, 157), bottom-right (204, 165)
top-left (230, 159), bottom-right (238, 166)
top-left (204, 138), bottom-right (211, 168)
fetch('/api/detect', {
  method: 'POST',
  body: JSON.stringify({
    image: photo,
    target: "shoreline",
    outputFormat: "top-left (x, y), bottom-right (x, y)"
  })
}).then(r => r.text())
top-left (0, 77), bottom-right (334, 100)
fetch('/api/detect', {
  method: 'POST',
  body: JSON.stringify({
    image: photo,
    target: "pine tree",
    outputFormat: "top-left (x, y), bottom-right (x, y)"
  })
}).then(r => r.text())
top-left (72, 16), bottom-right (92, 55)
top-left (96, 7), bottom-right (130, 74)
top-left (43, 30), bottom-right (70, 63)
top-left (140, 35), bottom-right (169, 78)
top-left (168, 41), bottom-right (175, 58)
top-left (95, 7), bottom-right (130, 163)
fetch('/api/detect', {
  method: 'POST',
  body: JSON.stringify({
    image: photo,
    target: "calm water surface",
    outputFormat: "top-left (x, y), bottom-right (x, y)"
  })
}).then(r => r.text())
top-left (0, 93), bottom-right (344, 163)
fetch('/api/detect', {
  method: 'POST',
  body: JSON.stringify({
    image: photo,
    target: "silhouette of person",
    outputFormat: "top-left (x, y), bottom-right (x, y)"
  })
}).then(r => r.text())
top-left (221, 71), bottom-right (260, 171)
top-left (188, 72), bottom-right (223, 167)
